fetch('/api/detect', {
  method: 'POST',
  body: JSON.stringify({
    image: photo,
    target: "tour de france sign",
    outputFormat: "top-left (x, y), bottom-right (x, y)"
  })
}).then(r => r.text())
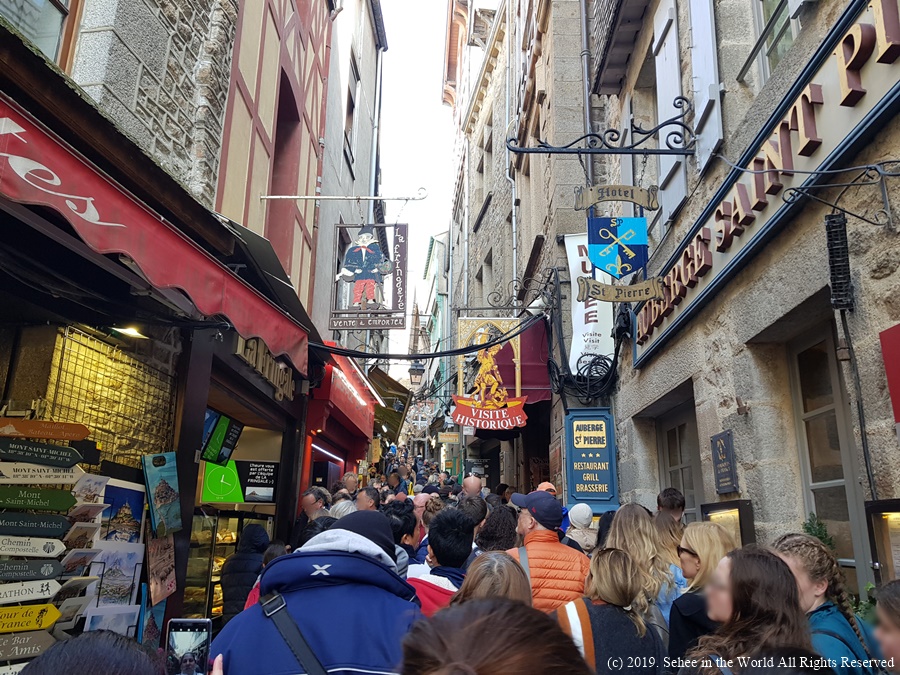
top-left (634, 0), bottom-right (900, 366)
top-left (565, 409), bottom-right (618, 512)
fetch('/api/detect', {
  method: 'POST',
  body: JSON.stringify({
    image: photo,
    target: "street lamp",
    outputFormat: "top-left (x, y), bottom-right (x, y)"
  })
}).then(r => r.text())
top-left (408, 360), bottom-right (425, 387)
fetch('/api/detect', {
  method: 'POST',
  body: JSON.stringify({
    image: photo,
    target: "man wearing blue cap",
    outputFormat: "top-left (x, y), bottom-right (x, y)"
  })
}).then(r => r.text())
top-left (506, 490), bottom-right (591, 613)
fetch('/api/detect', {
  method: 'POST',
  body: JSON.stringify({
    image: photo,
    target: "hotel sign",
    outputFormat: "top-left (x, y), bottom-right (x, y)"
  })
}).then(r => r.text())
top-left (635, 0), bottom-right (900, 365)
top-left (565, 409), bottom-right (618, 512)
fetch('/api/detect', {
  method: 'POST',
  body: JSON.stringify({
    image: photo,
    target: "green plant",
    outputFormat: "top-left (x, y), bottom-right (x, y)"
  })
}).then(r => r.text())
top-left (802, 513), bottom-right (836, 551)
top-left (853, 582), bottom-right (878, 624)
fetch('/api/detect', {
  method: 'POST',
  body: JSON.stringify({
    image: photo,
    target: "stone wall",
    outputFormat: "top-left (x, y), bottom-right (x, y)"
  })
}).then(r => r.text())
top-left (72, 0), bottom-right (237, 207)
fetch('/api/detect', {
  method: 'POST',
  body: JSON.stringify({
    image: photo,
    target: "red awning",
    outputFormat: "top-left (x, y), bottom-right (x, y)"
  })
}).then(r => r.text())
top-left (0, 95), bottom-right (307, 375)
top-left (495, 317), bottom-right (552, 403)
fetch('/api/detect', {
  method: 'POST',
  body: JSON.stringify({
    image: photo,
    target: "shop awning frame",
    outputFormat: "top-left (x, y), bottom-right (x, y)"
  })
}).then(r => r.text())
top-left (0, 94), bottom-right (309, 375)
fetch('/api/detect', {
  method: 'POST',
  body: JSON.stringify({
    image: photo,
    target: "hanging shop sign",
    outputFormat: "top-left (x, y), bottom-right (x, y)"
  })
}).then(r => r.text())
top-left (452, 318), bottom-right (528, 430)
top-left (235, 336), bottom-right (296, 401)
top-left (565, 409), bottom-right (619, 512)
top-left (712, 430), bottom-right (739, 494)
top-left (587, 216), bottom-right (650, 279)
top-left (0, 537), bottom-right (65, 558)
top-left (0, 488), bottom-right (76, 512)
top-left (0, 463), bottom-right (84, 485)
top-left (0, 561), bottom-right (63, 582)
top-left (0, 420), bottom-right (89, 442)
top-left (0, 439), bottom-right (83, 468)
top-left (576, 276), bottom-right (665, 303)
top-left (564, 235), bottom-right (616, 373)
top-left (0, 581), bottom-right (61, 607)
top-left (880, 323), bottom-right (900, 445)
top-left (0, 605), bottom-right (61, 634)
top-left (635, 0), bottom-right (900, 365)
top-left (575, 184), bottom-right (660, 211)
top-left (329, 223), bottom-right (408, 330)
top-left (437, 432), bottom-right (460, 444)
top-left (0, 514), bottom-right (70, 538)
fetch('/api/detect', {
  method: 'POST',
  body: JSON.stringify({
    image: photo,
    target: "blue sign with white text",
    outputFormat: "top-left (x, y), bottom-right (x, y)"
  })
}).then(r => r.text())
top-left (587, 216), bottom-right (649, 279)
top-left (565, 408), bottom-right (618, 514)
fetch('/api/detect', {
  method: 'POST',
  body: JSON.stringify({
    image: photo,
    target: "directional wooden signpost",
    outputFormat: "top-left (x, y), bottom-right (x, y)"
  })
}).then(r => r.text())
top-left (0, 537), bottom-right (65, 559)
top-left (0, 561), bottom-right (63, 582)
top-left (0, 514), bottom-right (70, 538)
top-left (0, 580), bottom-right (61, 606)
top-left (0, 463), bottom-right (85, 485)
top-left (0, 630), bottom-right (56, 661)
top-left (0, 439), bottom-right (83, 468)
top-left (0, 420), bottom-right (89, 442)
top-left (0, 488), bottom-right (76, 513)
top-left (0, 605), bottom-right (61, 634)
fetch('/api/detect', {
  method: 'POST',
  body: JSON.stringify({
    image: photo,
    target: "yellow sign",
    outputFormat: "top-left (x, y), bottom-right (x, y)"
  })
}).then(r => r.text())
top-left (437, 432), bottom-right (460, 444)
top-left (572, 420), bottom-right (607, 449)
top-left (0, 604), bottom-right (60, 634)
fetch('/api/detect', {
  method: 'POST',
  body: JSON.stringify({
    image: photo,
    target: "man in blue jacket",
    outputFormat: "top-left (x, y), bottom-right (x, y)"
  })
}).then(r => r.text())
top-left (211, 511), bottom-right (422, 675)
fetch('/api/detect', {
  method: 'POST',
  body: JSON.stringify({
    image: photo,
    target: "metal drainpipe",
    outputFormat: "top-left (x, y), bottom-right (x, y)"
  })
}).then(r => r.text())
top-left (579, 0), bottom-right (594, 185)
top-left (505, 0), bottom-right (518, 296)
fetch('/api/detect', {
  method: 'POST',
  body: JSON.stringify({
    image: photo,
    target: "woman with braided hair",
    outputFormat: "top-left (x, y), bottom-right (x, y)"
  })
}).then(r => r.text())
top-left (773, 533), bottom-right (882, 674)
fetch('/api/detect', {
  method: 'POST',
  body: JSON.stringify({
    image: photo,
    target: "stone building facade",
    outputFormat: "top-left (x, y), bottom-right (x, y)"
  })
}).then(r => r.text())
top-left (71, 0), bottom-right (238, 207)
top-left (590, 0), bottom-right (900, 594)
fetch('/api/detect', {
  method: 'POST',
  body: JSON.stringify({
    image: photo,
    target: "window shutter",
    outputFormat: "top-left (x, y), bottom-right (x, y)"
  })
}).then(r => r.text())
top-left (690, 0), bottom-right (724, 173)
top-left (620, 95), bottom-right (635, 218)
top-left (653, 0), bottom-right (688, 225)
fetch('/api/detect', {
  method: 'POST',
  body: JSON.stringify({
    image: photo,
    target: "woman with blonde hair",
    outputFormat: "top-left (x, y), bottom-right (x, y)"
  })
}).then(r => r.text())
top-left (606, 504), bottom-right (678, 624)
top-left (450, 551), bottom-right (532, 606)
top-left (656, 514), bottom-right (688, 587)
top-left (555, 548), bottom-right (665, 673)
top-left (668, 521), bottom-right (736, 661)
top-left (773, 533), bottom-right (881, 674)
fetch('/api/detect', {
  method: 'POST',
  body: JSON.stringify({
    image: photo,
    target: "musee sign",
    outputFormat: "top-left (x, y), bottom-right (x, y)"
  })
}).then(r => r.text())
top-left (635, 0), bottom-right (900, 365)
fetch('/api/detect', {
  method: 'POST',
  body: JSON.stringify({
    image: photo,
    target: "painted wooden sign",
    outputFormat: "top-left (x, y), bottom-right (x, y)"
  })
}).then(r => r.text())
top-left (0, 463), bottom-right (85, 485)
top-left (0, 605), bottom-right (61, 634)
top-left (0, 580), bottom-right (61, 606)
top-left (0, 561), bottom-right (63, 582)
top-left (0, 488), bottom-right (76, 512)
top-left (0, 439), bottom-right (83, 468)
top-left (574, 184), bottom-right (660, 211)
top-left (0, 514), bottom-right (71, 538)
top-left (0, 630), bottom-right (56, 661)
top-left (0, 663), bottom-right (25, 675)
top-left (576, 276), bottom-right (665, 303)
top-left (0, 537), bottom-right (65, 558)
top-left (0, 420), bottom-right (89, 442)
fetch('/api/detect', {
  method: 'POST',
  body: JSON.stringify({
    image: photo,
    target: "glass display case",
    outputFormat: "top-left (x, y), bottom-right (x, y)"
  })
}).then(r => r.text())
top-left (701, 499), bottom-right (756, 546)
top-left (866, 500), bottom-right (900, 584)
top-left (185, 512), bottom-right (218, 619)
top-left (187, 508), bottom-right (274, 629)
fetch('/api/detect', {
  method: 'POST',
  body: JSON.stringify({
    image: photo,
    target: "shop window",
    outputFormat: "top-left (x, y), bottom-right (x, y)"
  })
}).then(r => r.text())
top-left (0, 0), bottom-right (82, 67)
top-left (344, 54), bottom-right (360, 168)
top-left (657, 403), bottom-right (703, 523)
top-left (750, 0), bottom-right (798, 83)
top-left (45, 326), bottom-right (176, 468)
top-left (790, 326), bottom-right (871, 594)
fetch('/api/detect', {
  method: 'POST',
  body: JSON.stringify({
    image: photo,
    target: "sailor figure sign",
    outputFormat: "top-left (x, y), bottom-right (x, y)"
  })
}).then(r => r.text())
top-left (335, 225), bottom-right (393, 310)
top-left (587, 216), bottom-right (649, 279)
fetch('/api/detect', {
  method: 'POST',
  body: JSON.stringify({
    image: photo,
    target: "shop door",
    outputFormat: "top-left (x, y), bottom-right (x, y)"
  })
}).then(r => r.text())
top-left (789, 326), bottom-right (872, 594)
top-left (657, 403), bottom-right (704, 523)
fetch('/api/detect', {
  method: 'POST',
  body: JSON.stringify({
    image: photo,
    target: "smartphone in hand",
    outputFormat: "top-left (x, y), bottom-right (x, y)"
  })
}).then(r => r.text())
top-left (166, 618), bottom-right (213, 674)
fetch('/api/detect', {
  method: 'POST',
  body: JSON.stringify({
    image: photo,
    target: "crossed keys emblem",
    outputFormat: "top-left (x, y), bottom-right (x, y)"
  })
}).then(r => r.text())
top-left (598, 227), bottom-right (637, 259)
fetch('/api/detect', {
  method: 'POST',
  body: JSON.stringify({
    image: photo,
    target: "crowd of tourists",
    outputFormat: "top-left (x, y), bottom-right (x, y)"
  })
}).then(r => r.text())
top-left (21, 458), bottom-right (900, 675)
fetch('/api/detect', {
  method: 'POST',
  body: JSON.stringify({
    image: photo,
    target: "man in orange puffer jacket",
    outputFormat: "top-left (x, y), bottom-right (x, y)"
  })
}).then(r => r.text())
top-left (507, 491), bottom-right (591, 613)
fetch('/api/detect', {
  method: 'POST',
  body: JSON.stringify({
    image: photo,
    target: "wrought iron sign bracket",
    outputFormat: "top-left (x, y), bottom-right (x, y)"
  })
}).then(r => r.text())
top-left (782, 162), bottom-right (899, 232)
top-left (506, 97), bottom-right (696, 157)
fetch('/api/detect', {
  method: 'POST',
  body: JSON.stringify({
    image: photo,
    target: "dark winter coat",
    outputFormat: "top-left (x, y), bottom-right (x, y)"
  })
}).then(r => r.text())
top-left (220, 524), bottom-right (269, 626)
top-left (668, 590), bottom-right (719, 666)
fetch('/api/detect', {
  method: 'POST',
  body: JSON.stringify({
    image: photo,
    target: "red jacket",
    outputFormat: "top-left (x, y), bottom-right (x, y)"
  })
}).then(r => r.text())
top-left (407, 576), bottom-right (457, 616)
